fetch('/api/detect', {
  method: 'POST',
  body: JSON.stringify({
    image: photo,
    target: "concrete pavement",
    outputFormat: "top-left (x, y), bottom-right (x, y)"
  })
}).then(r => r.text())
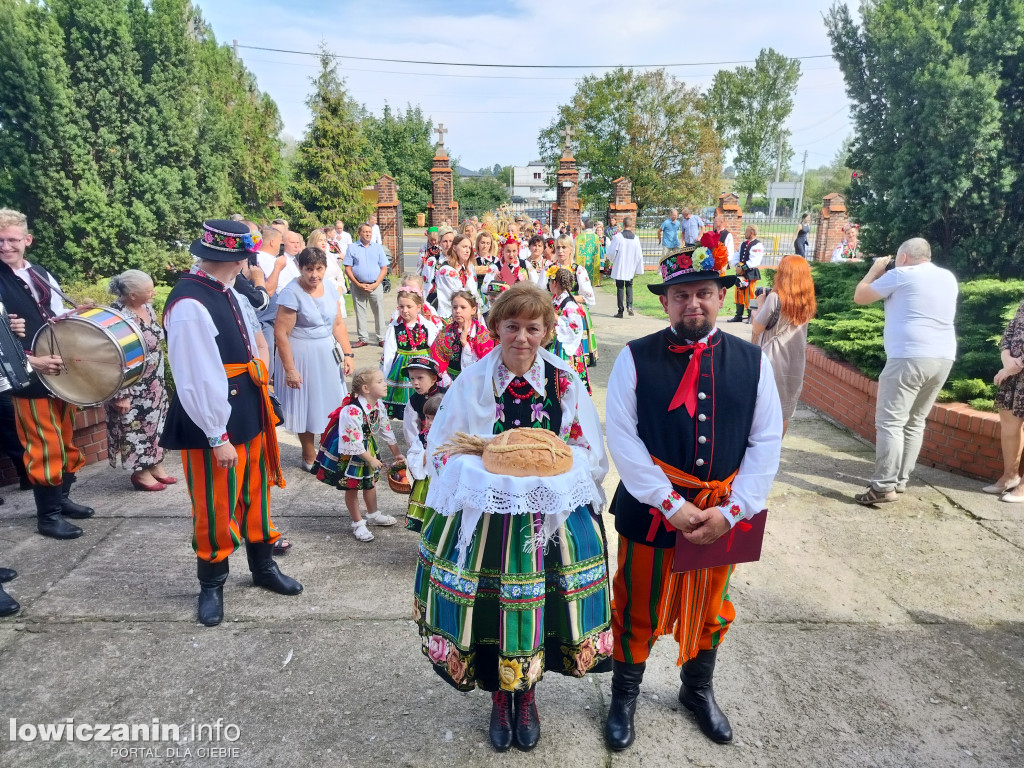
top-left (0, 282), bottom-right (1021, 767)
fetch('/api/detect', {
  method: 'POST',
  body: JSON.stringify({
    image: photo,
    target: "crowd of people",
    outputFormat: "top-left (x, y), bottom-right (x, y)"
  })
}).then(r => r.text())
top-left (0, 202), bottom-right (1019, 758)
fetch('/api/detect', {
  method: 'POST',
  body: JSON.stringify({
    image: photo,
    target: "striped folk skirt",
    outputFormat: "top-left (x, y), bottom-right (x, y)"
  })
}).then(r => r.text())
top-left (384, 348), bottom-right (426, 420)
top-left (405, 477), bottom-right (432, 532)
top-left (315, 417), bottom-right (381, 491)
top-left (414, 505), bottom-right (613, 692)
top-left (580, 305), bottom-right (598, 359)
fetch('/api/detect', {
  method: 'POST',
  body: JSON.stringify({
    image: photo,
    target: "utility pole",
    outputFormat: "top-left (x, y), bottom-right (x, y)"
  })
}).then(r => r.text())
top-left (769, 131), bottom-right (784, 219)
top-left (797, 150), bottom-right (808, 215)
top-left (232, 39), bottom-right (239, 58)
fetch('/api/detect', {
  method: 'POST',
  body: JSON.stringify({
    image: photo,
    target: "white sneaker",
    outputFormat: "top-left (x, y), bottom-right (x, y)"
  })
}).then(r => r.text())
top-left (365, 511), bottom-right (397, 526)
top-left (352, 521), bottom-right (375, 542)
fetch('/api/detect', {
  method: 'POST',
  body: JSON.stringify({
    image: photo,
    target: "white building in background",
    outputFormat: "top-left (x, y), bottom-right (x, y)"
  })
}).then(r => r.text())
top-left (511, 160), bottom-right (592, 204)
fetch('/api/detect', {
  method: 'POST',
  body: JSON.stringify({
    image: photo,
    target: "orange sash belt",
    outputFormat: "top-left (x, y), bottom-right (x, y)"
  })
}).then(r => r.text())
top-left (646, 455), bottom-right (737, 541)
top-left (223, 359), bottom-right (285, 489)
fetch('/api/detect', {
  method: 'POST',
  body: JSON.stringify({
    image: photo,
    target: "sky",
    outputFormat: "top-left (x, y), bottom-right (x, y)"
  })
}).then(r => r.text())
top-left (194, 0), bottom-right (854, 173)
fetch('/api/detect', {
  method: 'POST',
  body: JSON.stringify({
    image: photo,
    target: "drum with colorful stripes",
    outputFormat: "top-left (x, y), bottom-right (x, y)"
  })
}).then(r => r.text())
top-left (32, 306), bottom-right (149, 406)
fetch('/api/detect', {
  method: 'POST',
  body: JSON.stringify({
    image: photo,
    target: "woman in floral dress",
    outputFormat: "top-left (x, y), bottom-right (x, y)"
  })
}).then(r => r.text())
top-left (547, 266), bottom-right (592, 393)
top-left (105, 270), bottom-right (173, 491)
top-left (414, 282), bottom-right (612, 752)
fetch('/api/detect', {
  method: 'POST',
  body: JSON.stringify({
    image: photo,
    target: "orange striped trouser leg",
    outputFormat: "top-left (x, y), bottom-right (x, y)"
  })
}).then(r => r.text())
top-left (236, 434), bottom-right (279, 547)
top-left (183, 441), bottom-right (248, 564)
top-left (734, 281), bottom-right (755, 309)
top-left (673, 563), bottom-right (736, 665)
top-left (13, 396), bottom-right (83, 486)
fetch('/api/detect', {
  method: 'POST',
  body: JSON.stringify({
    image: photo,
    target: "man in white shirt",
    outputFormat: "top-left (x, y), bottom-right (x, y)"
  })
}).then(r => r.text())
top-left (162, 219), bottom-right (302, 627)
top-left (369, 214), bottom-right (383, 245)
top-left (331, 219), bottom-right (353, 253)
top-left (852, 237), bottom-right (958, 503)
top-left (257, 228), bottom-right (301, 364)
top-left (609, 216), bottom-right (644, 318)
top-left (603, 249), bottom-right (782, 751)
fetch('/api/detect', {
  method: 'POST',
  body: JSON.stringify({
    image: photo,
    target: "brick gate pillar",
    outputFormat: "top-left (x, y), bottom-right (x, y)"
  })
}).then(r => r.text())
top-left (427, 126), bottom-right (459, 227)
top-left (813, 193), bottom-right (848, 262)
top-left (608, 177), bottom-right (637, 230)
top-left (375, 174), bottom-right (401, 274)
top-left (717, 192), bottom-right (743, 247)
top-left (551, 129), bottom-right (581, 233)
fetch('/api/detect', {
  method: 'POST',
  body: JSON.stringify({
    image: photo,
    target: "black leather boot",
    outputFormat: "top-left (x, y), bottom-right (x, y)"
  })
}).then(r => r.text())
top-left (60, 474), bottom-right (95, 519)
top-left (489, 690), bottom-right (513, 752)
top-left (245, 542), bottom-right (302, 595)
top-left (0, 582), bottom-right (19, 617)
top-left (605, 660), bottom-right (645, 750)
top-left (0, 566), bottom-right (16, 583)
top-left (34, 485), bottom-right (82, 539)
top-left (679, 648), bottom-right (732, 743)
top-left (727, 312), bottom-right (744, 323)
top-left (197, 558), bottom-right (229, 627)
top-left (14, 459), bottom-right (31, 491)
top-left (513, 686), bottom-right (540, 751)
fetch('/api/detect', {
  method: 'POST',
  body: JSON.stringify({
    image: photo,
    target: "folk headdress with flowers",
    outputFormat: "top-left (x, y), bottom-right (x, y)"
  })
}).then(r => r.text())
top-left (500, 233), bottom-right (521, 249)
top-left (189, 219), bottom-right (255, 262)
top-left (648, 244), bottom-right (738, 295)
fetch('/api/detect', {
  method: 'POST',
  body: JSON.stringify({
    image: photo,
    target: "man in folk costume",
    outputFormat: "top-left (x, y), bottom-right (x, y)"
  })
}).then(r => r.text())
top-left (161, 219), bottom-right (302, 627)
top-left (603, 244), bottom-right (782, 750)
top-left (728, 225), bottom-right (764, 323)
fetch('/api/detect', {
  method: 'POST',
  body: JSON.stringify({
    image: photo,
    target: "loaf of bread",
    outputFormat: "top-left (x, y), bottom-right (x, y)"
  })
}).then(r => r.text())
top-left (482, 428), bottom-right (573, 477)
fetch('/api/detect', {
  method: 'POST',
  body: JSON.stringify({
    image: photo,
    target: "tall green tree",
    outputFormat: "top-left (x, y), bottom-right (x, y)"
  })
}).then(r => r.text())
top-left (363, 103), bottom-right (434, 225)
top-left (708, 49), bottom-right (801, 208)
top-left (286, 46), bottom-right (374, 233)
top-left (538, 68), bottom-right (721, 212)
top-left (454, 175), bottom-right (511, 213)
top-left (802, 139), bottom-right (853, 213)
top-left (826, 0), bottom-right (1024, 276)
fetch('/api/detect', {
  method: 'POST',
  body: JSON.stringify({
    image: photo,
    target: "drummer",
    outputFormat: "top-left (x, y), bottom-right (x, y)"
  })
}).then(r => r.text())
top-left (0, 208), bottom-right (96, 540)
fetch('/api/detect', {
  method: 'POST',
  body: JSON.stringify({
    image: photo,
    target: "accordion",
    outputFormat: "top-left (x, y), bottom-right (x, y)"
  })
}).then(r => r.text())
top-left (0, 301), bottom-right (33, 393)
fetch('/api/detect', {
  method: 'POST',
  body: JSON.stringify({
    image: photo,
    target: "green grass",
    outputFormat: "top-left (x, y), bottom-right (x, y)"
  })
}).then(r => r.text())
top-left (599, 272), bottom-right (738, 319)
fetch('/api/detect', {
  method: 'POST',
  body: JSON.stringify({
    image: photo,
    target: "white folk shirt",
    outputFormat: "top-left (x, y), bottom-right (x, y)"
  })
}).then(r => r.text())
top-left (15, 262), bottom-right (65, 316)
top-left (164, 271), bottom-right (260, 446)
top-left (605, 327), bottom-right (783, 528)
top-left (730, 240), bottom-right (765, 268)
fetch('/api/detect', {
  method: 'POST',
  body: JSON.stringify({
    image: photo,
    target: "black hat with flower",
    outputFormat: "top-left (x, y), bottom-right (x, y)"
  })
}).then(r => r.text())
top-left (190, 219), bottom-right (260, 262)
top-left (648, 244), bottom-right (738, 295)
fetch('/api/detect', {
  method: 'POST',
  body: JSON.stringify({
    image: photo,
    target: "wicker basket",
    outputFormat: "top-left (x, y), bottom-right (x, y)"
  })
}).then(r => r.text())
top-left (387, 460), bottom-right (412, 494)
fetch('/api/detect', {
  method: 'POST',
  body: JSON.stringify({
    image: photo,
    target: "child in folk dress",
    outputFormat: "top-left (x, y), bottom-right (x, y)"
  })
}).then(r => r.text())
top-left (390, 274), bottom-right (441, 327)
top-left (315, 367), bottom-right (404, 542)
top-left (429, 290), bottom-right (494, 381)
top-left (402, 356), bottom-right (447, 532)
top-left (547, 266), bottom-right (592, 394)
top-left (381, 284), bottom-right (440, 419)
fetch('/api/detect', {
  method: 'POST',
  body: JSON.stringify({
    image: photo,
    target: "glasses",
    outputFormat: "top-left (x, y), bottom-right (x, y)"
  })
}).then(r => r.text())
top-left (0, 238), bottom-right (25, 246)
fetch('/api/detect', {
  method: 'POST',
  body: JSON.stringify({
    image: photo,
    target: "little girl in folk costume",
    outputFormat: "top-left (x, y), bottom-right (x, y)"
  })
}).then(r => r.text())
top-left (391, 274), bottom-right (441, 327)
top-left (547, 266), bottom-right (592, 394)
top-left (430, 290), bottom-right (494, 381)
top-left (401, 356), bottom-right (447, 532)
top-left (315, 367), bottom-right (404, 542)
top-left (381, 284), bottom-right (440, 419)
top-left (553, 234), bottom-right (598, 365)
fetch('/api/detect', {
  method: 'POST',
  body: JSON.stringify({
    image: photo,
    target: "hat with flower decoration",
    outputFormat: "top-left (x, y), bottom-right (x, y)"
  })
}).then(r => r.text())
top-left (190, 219), bottom-right (256, 262)
top-left (401, 354), bottom-right (441, 378)
top-left (648, 244), bottom-right (738, 295)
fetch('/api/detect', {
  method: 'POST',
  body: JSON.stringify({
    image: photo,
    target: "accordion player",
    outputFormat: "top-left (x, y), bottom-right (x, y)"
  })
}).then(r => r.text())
top-left (0, 300), bottom-right (31, 393)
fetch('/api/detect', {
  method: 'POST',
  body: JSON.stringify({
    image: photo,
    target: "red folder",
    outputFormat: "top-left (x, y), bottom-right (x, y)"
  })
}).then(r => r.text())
top-left (672, 510), bottom-right (768, 572)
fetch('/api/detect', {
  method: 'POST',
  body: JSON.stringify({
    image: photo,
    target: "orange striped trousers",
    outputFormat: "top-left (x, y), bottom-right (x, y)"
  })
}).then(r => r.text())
top-left (182, 435), bottom-right (280, 563)
top-left (612, 535), bottom-right (735, 666)
top-left (13, 396), bottom-right (85, 486)
top-left (734, 280), bottom-right (757, 310)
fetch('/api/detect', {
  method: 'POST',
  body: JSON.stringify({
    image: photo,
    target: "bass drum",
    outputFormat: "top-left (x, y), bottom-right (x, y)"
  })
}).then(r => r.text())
top-left (32, 306), bottom-right (150, 407)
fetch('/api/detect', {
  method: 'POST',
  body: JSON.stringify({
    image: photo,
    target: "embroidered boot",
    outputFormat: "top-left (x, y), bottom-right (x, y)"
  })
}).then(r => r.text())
top-left (513, 687), bottom-right (540, 751)
top-left (34, 484), bottom-right (82, 539)
top-left (605, 660), bottom-right (645, 750)
top-left (679, 648), bottom-right (733, 743)
top-left (489, 690), bottom-right (513, 752)
top-left (245, 542), bottom-right (303, 595)
top-left (60, 473), bottom-right (95, 519)
top-left (197, 558), bottom-right (229, 627)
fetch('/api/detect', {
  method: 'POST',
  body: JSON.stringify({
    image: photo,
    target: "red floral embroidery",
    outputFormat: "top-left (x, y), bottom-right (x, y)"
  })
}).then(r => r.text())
top-left (556, 371), bottom-right (571, 397)
top-left (661, 499), bottom-right (673, 511)
top-left (568, 421), bottom-right (583, 440)
top-left (728, 504), bottom-right (742, 518)
top-left (669, 491), bottom-right (682, 501)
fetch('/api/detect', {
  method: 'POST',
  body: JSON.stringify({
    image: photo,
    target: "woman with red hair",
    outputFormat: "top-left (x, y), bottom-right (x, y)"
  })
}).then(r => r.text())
top-left (751, 255), bottom-right (817, 434)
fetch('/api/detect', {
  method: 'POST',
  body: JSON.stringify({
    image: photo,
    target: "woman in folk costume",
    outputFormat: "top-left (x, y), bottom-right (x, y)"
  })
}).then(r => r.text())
top-left (434, 234), bottom-right (481, 318)
top-left (728, 224), bottom-right (764, 323)
top-left (429, 290), bottom-right (493, 381)
top-left (554, 234), bottom-right (598, 365)
top-left (481, 234), bottom-right (536, 297)
top-left (381, 285), bottom-right (440, 419)
top-left (414, 282), bottom-right (613, 753)
top-left (547, 266), bottom-right (592, 394)
top-left (526, 234), bottom-right (550, 289)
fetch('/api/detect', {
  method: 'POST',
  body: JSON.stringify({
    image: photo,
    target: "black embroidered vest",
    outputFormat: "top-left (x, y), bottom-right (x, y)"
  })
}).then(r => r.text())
top-left (610, 328), bottom-right (761, 548)
top-left (0, 261), bottom-right (59, 399)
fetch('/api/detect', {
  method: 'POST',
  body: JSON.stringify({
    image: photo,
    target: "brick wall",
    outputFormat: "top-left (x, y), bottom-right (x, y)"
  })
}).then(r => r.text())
top-left (717, 192), bottom-right (743, 245)
top-left (427, 153), bottom-right (459, 227)
top-left (375, 174), bottom-right (401, 273)
top-left (0, 405), bottom-right (107, 486)
top-left (812, 193), bottom-right (849, 262)
top-left (800, 345), bottom-right (1001, 481)
top-left (608, 177), bottom-right (637, 229)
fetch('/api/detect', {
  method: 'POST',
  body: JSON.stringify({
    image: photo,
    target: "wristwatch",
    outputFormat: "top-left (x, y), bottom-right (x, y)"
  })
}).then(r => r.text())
top-left (343, 353), bottom-right (355, 358)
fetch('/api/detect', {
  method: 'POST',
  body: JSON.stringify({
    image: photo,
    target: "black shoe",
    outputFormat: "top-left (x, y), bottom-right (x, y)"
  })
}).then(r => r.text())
top-left (245, 542), bottom-right (302, 595)
top-left (679, 649), bottom-right (733, 743)
top-left (489, 690), bottom-right (513, 752)
top-left (0, 567), bottom-right (16, 583)
top-left (513, 687), bottom-right (540, 751)
top-left (34, 485), bottom-right (83, 539)
top-left (605, 660), bottom-right (645, 750)
top-left (60, 474), bottom-right (94, 519)
top-left (627, 307), bottom-right (634, 316)
top-left (726, 314), bottom-right (744, 323)
top-left (197, 558), bottom-right (229, 627)
top-left (0, 582), bottom-right (19, 617)
top-left (588, 352), bottom-right (598, 367)
top-left (613, 311), bottom-right (624, 318)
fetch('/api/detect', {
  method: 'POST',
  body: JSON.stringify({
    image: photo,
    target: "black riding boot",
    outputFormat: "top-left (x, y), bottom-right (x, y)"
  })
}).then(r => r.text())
top-left (0, 581), bottom-right (19, 617)
top-left (489, 690), bottom-right (513, 751)
top-left (245, 542), bottom-right (302, 595)
top-left (679, 648), bottom-right (733, 743)
top-left (60, 474), bottom-right (94, 519)
top-left (513, 686), bottom-right (540, 751)
top-left (0, 566), bottom-right (16, 583)
top-left (197, 558), bottom-right (228, 626)
top-left (605, 660), bottom-right (645, 750)
top-left (34, 484), bottom-right (82, 539)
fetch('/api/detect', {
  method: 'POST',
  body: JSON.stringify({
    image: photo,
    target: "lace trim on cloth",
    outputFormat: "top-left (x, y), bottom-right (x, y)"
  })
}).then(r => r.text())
top-left (425, 447), bottom-right (601, 571)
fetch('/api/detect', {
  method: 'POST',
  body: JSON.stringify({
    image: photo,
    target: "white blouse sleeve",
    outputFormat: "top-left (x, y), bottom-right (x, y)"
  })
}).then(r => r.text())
top-left (373, 401), bottom-right (398, 446)
top-left (575, 266), bottom-right (595, 306)
top-left (406, 438), bottom-right (428, 480)
top-left (403, 401), bottom-right (420, 448)
top-left (747, 242), bottom-right (765, 269)
top-left (555, 365), bottom-right (609, 496)
top-left (380, 323), bottom-right (398, 375)
top-left (337, 405), bottom-right (367, 456)
top-left (165, 299), bottom-right (232, 446)
top-left (554, 303), bottom-right (586, 355)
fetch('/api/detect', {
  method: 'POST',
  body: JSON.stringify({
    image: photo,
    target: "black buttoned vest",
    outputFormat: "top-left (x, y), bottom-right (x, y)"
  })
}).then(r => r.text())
top-left (610, 328), bottom-right (761, 548)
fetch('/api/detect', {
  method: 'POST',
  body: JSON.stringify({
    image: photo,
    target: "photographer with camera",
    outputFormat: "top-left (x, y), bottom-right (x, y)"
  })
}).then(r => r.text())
top-left (852, 237), bottom-right (958, 503)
